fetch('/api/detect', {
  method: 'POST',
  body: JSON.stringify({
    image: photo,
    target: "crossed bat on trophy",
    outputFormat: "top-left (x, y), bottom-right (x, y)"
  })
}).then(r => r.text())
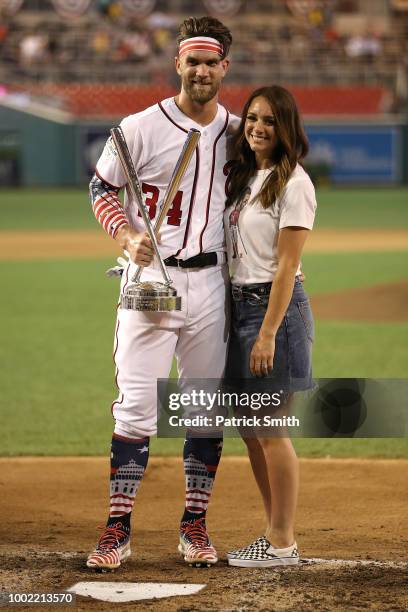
top-left (107, 126), bottom-right (201, 312)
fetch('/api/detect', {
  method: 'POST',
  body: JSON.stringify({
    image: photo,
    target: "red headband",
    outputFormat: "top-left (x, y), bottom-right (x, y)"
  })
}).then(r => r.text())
top-left (179, 36), bottom-right (224, 57)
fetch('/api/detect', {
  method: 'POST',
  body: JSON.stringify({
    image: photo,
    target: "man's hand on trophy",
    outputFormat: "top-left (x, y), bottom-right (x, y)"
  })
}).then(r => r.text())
top-left (126, 231), bottom-right (155, 266)
top-left (116, 225), bottom-right (161, 267)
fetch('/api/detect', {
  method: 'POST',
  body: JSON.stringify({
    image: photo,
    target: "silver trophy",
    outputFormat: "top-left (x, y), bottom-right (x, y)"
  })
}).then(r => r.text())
top-left (110, 126), bottom-right (200, 312)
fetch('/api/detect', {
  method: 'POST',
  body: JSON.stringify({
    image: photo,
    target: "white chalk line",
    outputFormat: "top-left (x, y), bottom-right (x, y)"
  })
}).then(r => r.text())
top-left (301, 557), bottom-right (407, 569)
top-left (5, 551), bottom-right (407, 570)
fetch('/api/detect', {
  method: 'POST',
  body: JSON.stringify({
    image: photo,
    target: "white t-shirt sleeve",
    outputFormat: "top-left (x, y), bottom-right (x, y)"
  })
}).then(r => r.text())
top-left (279, 176), bottom-right (317, 230)
top-left (96, 115), bottom-right (144, 188)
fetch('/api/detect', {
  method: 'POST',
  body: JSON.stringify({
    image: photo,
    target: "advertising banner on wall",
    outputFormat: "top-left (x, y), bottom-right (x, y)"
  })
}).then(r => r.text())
top-left (0, 131), bottom-right (20, 186)
top-left (77, 122), bottom-right (402, 186)
top-left (306, 125), bottom-right (400, 184)
top-left (79, 124), bottom-right (111, 182)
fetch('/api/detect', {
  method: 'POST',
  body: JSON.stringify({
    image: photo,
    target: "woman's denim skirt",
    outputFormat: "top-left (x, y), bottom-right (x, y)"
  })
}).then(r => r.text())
top-left (224, 277), bottom-right (314, 394)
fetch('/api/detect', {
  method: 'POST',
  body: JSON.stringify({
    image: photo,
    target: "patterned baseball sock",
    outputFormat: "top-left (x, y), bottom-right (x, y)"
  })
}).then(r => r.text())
top-left (106, 433), bottom-right (150, 533)
top-left (181, 436), bottom-right (223, 524)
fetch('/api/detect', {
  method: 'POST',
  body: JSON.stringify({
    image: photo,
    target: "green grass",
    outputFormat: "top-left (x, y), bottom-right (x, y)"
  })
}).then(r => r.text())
top-left (302, 251), bottom-right (407, 294)
top-left (314, 187), bottom-right (408, 229)
top-left (0, 260), bottom-right (117, 455)
top-left (313, 321), bottom-right (408, 377)
top-left (1, 187), bottom-right (407, 457)
top-left (0, 256), bottom-right (406, 457)
top-left (150, 438), bottom-right (408, 459)
top-left (0, 187), bottom-right (407, 230)
top-left (0, 188), bottom-right (95, 230)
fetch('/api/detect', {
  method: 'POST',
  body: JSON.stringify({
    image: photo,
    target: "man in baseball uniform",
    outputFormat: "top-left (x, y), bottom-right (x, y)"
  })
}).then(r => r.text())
top-left (87, 16), bottom-right (239, 570)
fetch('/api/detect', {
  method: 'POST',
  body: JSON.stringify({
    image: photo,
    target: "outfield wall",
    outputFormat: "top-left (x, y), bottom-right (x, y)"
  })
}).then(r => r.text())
top-left (0, 103), bottom-right (76, 187)
top-left (0, 103), bottom-right (407, 187)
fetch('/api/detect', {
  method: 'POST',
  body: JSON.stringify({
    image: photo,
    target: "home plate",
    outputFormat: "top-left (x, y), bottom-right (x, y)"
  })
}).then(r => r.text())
top-left (68, 582), bottom-right (206, 603)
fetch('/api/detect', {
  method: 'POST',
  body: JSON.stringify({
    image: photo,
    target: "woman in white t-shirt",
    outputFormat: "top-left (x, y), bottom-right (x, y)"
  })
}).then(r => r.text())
top-left (223, 85), bottom-right (317, 568)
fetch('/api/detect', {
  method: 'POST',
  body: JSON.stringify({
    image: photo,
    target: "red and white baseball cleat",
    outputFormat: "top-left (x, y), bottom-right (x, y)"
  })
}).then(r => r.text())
top-left (178, 517), bottom-right (218, 567)
top-left (86, 522), bottom-right (131, 571)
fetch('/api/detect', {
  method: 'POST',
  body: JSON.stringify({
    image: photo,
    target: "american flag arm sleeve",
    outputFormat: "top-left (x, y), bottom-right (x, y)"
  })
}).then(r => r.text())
top-left (89, 173), bottom-right (128, 238)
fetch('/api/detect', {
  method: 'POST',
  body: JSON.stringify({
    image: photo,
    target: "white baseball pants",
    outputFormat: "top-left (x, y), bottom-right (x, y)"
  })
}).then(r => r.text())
top-left (111, 263), bottom-right (230, 438)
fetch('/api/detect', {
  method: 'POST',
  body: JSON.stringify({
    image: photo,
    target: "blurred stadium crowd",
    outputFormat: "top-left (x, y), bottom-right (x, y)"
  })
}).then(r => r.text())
top-left (0, 0), bottom-right (407, 101)
top-left (1, 0), bottom-right (407, 187)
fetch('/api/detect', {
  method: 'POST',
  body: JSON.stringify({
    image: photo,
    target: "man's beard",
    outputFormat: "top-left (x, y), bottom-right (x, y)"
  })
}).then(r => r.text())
top-left (183, 76), bottom-right (219, 103)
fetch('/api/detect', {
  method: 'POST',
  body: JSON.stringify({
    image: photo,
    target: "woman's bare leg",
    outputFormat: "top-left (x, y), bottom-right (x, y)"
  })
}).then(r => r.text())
top-left (258, 435), bottom-right (299, 548)
top-left (243, 395), bottom-right (299, 548)
top-left (243, 437), bottom-right (272, 531)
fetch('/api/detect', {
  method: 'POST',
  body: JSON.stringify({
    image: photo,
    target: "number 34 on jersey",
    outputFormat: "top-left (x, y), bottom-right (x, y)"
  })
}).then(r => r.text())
top-left (140, 183), bottom-right (183, 227)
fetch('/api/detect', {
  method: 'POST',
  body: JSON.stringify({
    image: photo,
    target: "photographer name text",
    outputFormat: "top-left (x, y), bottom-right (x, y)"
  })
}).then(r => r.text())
top-left (168, 415), bottom-right (300, 428)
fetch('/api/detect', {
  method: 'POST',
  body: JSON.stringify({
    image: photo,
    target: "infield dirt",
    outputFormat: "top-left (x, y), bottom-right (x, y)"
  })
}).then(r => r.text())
top-left (1, 457), bottom-right (407, 611)
top-left (310, 280), bottom-right (408, 322)
top-left (0, 228), bottom-right (407, 260)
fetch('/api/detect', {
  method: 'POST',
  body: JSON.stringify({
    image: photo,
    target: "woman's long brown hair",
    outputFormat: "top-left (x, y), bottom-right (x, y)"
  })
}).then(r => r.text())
top-left (226, 86), bottom-right (309, 209)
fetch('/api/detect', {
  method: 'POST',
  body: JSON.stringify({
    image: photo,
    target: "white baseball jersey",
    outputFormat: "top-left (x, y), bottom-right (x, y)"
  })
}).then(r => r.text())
top-left (93, 98), bottom-right (239, 438)
top-left (97, 97), bottom-right (240, 261)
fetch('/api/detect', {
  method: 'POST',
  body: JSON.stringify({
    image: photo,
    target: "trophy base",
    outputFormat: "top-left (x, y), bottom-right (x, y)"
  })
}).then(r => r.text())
top-left (120, 281), bottom-right (182, 312)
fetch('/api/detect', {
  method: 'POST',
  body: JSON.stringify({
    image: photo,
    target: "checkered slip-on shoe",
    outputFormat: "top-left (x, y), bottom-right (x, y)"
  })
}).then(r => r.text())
top-left (227, 536), bottom-right (299, 567)
top-left (86, 522), bottom-right (131, 571)
top-left (227, 536), bottom-right (265, 559)
top-left (178, 517), bottom-right (218, 567)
